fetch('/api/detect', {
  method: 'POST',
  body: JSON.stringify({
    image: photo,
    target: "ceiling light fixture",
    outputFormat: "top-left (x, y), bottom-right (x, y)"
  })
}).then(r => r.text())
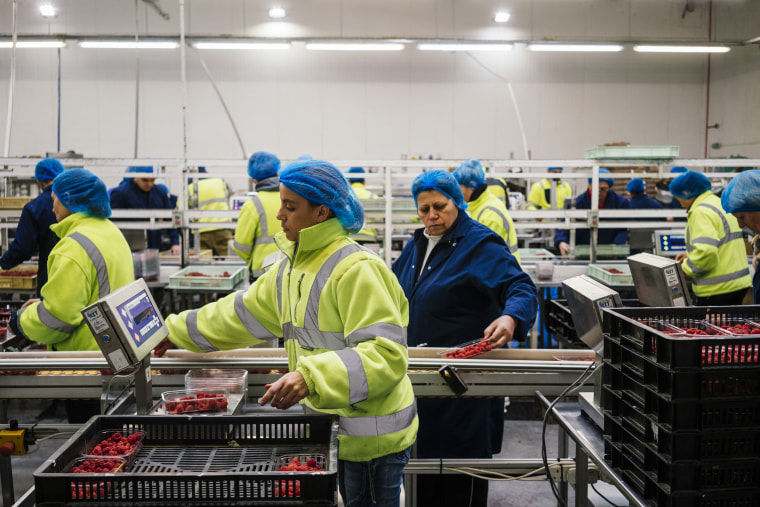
top-left (417, 42), bottom-right (513, 51)
top-left (0, 40), bottom-right (66, 48)
top-left (79, 40), bottom-right (179, 49)
top-left (40, 4), bottom-right (57, 18)
top-left (528, 43), bottom-right (624, 52)
top-left (493, 11), bottom-right (510, 23)
top-left (305, 42), bottom-right (405, 51)
top-left (193, 41), bottom-right (290, 50)
top-left (268, 7), bottom-right (286, 19)
top-left (633, 44), bottom-right (730, 53)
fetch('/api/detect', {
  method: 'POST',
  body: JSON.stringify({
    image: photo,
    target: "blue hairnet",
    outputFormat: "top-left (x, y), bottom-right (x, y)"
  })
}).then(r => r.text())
top-left (669, 170), bottom-right (712, 200)
top-left (626, 178), bottom-right (645, 193)
top-left (127, 166), bottom-right (155, 176)
top-left (670, 166), bottom-right (687, 174)
top-left (548, 166), bottom-right (563, 172)
top-left (52, 168), bottom-right (111, 219)
top-left (297, 154), bottom-right (312, 160)
top-left (411, 170), bottom-right (467, 211)
top-left (588, 168), bottom-right (615, 187)
top-left (453, 159), bottom-right (485, 189)
top-left (347, 167), bottom-right (366, 183)
top-left (721, 170), bottom-right (760, 213)
top-left (248, 151), bottom-right (280, 180)
top-left (279, 159), bottom-right (364, 234)
top-left (35, 158), bottom-right (64, 182)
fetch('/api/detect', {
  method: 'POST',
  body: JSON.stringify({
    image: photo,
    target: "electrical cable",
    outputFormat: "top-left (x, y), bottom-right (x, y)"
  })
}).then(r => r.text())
top-left (591, 481), bottom-right (623, 507)
top-left (541, 360), bottom-right (597, 507)
top-left (101, 365), bottom-right (138, 414)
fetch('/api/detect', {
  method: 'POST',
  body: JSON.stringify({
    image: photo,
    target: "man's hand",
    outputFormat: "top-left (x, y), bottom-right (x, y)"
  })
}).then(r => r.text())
top-left (153, 338), bottom-right (174, 357)
top-left (169, 244), bottom-right (181, 256)
top-left (675, 252), bottom-right (688, 262)
top-left (558, 242), bottom-right (570, 257)
top-left (259, 372), bottom-right (309, 410)
top-left (483, 315), bottom-right (517, 350)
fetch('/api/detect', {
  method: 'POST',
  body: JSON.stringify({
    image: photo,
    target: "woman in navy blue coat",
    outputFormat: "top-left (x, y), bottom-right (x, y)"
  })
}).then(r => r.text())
top-left (392, 170), bottom-right (538, 507)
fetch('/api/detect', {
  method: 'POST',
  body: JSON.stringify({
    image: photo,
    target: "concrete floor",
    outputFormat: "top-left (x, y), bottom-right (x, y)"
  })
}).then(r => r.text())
top-left (2, 398), bottom-right (627, 506)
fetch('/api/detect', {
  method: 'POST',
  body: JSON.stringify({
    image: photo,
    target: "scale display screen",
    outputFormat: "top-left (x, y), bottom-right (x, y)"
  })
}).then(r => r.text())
top-left (655, 231), bottom-right (686, 256)
top-left (115, 290), bottom-right (163, 349)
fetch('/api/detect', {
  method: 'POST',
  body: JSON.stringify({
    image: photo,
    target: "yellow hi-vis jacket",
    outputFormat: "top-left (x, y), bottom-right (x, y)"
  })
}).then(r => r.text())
top-left (18, 213), bottom-right (135, 351)
top-left (526, 178), bottom-right (573, 210)
top-left (166, 218), bottom-right (418, 462)
top-left (188, 177), bottom-right (230, 233)
top-left (467, 189), bottom-right (521, 264)
top-left (682, 191), bottom-right (752, 298)
top-left (350, 181), bottom-right (378, 241)
top-left (232, 181), bottom-right (282, 278)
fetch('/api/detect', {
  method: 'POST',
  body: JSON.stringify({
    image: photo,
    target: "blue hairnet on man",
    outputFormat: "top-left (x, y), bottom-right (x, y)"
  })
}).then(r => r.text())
top-left (670, 166), bottom-right (688, 174)
top-left (626, 178), bottom-right (646, 193)
top-left (411, 170), bottom-right (467, 211)
top-left (587, 168), bottom-right (615, 186)
top-left (280, 159), bottom-right (365, 234)
top-left (669, 170), bottom-right (712, 199)
top-left (248, 151), bottom-right (280, 181)
top-left (0, 158), bottom-right (65, 296)
top-left (53, 168), bottom-right (111, 218)
top-left (347, 166), bottom-right (366, 183)
top-left (453, 159), bottom-right (485, 189)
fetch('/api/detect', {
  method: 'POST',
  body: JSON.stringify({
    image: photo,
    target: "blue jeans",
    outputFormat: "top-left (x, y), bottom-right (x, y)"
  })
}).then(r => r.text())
top-left (338, 447), bottom-right (411, 507)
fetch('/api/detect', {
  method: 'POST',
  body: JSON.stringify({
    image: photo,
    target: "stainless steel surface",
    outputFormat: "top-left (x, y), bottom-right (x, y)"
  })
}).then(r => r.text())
top-left (628, 252), bottom-right (691, 307)
top-left (578, 391), bottom-right (603, 429)
top-left (562, 275), bottom-right (621, 353)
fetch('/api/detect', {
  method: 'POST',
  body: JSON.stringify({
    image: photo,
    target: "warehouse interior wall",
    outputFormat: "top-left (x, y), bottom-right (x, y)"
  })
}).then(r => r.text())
top-left (0, 0), bottom-right (758, 162)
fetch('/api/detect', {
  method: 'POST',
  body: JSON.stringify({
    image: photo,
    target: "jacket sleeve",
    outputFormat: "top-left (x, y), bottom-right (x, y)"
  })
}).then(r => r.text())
top-left (232, 200), bottom-right (257, 263)
top-left (0, 205), bottom-right (37, 269)
top-left (164, 267), bottom-right (282, 352)
top-left (682, 207), bottom-right (720, 278)
top-left (526, 182), bottom-right (543, 210)
top-left (297, 257), bottom-right (409, 410)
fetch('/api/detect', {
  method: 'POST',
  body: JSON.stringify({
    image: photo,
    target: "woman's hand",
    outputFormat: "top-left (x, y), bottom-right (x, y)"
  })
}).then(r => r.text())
top-left (675, 252), bottom-right (688, 262)
top-left (558, 242), bottom-right (570, 257)
top-left (483, 315), bottom-right (517, 349)
top-left (152, 338), bottom-right (174, 357)
top-left (169, 244), bottom-right (181, 256)
top-left (259, 372), bottom-right (309, 410)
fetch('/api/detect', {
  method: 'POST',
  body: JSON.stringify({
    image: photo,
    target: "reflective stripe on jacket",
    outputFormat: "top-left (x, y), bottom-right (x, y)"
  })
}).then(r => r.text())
top-left (467, 189), bottom-right (521, 264)
top-left (188, 177), bottom-right (230, 233)
top-left (527, 178), bottom-right (573, 210)
top-left (18, 214), bottom-right (135, 351)
top-left (166, 218), bottom-right (417, 462)
top-left (682, 191), bottom-right (752, 298)
top-left (232, 177), bottom-right (282, 278)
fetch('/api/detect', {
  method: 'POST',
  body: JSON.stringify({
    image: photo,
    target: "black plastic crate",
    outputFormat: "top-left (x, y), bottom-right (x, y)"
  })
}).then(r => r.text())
top-left (657, 367), bottom-right (760, 399)
top-left (34, 415), bottom-right (339, 506)
top-left (647, 425), bottom-right (760, 461)
top-left (648, 453), bottom-right (760, 492)
top-left (604, 306), bottom-right (760, 370)
top-left (644, 390), bottom-right (760, 431)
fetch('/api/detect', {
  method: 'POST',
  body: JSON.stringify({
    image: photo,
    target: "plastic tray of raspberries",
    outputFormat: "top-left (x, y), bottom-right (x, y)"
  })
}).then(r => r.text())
top-left (81, 430), bottom-right (145, 467)
top-left (277, 453), bottom-right (327, 472)
top-left (439, 338), bottom-right (493, 359)
top-left (161, 388), bottom-right (229, 415)
top-left (65, 456), bottom-right (127, 474)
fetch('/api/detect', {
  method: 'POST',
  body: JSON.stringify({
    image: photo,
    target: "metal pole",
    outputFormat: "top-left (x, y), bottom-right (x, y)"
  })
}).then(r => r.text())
top-left (134, 0), bottom-right (141, 158)
top-left (3, 0), bottom-right (18, 157)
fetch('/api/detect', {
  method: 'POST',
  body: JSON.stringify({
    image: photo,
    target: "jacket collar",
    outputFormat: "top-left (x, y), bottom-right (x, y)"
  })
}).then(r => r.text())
top-left (275, 218), bottom-right (348, 260)
top-left (255, 176), bottom-right (280, 192)
top-left (687, 190), bottom-right (714, 214)
top-left (51, 212), bottom-right (91, 239)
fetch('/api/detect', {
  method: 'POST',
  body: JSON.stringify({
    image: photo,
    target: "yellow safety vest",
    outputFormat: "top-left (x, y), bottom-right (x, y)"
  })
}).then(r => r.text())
top-left (350, 182), bottom-right (379, 241)
top-left (526, 178), bottom-right (573, 210)
top-left (188, 177), bottom-right (230, 233)
top-left (232, 183), bottom-right (282, 278)
top-left (467, 189), bottom-right (521, 264)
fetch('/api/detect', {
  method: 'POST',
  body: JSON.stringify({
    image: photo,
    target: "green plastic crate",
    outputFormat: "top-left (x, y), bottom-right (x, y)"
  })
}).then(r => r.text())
top-left (572, 244), bottom-right (630, 259)
top-left (519, 248), bottom-right (556, 261)
top-left (588, 263), bottom-right (633, 286)
top-left (169, 265), bottom-right (246, 290)
top-left (585, 145), bottom-right (680, 160)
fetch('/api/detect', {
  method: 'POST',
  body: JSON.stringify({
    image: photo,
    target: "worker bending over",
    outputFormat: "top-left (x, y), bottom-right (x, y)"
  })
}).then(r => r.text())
top-left (721, 170), bottom-right (760, 304)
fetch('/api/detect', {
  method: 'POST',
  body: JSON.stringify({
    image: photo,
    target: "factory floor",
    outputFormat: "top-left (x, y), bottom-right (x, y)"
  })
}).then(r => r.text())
top-left (3, 398), bottom-right (627, 507)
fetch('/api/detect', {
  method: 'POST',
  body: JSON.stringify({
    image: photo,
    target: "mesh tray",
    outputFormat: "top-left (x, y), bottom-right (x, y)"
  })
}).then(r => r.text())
top-left (34, 415), bottom-right (338, 506)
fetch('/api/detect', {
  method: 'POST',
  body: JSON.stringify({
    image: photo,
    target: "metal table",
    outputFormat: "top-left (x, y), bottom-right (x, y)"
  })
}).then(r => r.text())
top-left (537, 392), bottom-right (647, 507)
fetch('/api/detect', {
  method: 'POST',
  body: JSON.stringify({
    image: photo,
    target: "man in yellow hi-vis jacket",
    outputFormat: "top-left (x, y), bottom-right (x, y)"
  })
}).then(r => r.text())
top-left (671, 170), bottom-right (752, 306)
top-left (156, 159), bottom-right (417, 507)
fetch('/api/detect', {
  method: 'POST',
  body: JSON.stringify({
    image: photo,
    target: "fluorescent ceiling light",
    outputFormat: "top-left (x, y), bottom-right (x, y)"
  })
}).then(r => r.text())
top-left (0, 40), bottom-right (66, 48)
top-left (268, 7), bottom-right (286, 19)
top-left (193, 41), bottom-right (290, 50)
top-left (633, 45), bottom-right (730, 53)
top-left (306, 42), bottom-right (404, 51)
top-left (79, 40), bottom-right (179, 49)
top-left (493, 11), bottom-right (510, 23)
top-left (417, 42), bottom-right (513, 51)
top-left (40, 4), bottom-right (56, 18)
top-left (528, 43), bottom-right (623, 52)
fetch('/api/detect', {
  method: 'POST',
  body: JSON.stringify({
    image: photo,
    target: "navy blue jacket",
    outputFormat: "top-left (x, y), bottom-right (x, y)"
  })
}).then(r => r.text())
top-left (0, 186), bottom-right (59, 297)
top-left (630, 193), bottom-right (664, 221)
top-left (392, 212), bottom-right (537, 459)
top-left (554, 190), bottom-right (630, 248)
top-left (754, 269), bottom-right (760, 304)
top-left (109, 180), bottom-right (179, 250)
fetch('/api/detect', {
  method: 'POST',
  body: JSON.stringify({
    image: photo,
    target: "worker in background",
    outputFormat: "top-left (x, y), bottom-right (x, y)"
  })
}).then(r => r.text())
top-left (627, 177), bottom-right (663, 212)
top-left (655, 166), bottom-right (687, 221)
top-left (554, 168), bottom-right (630, 257)
top-left (0, 158), bottom-right (64, 297)
top-left (156, 159), bottom-right (417, 507)
top-left (232, 151), bottom-right (283, 283)
top-left (526, 166), bottom-right (573, 211)
top-left (109, 166), bottom-right (181, 255)
top-left (721, 170), bottom-right (760, 304)
top-left (485, 173), bottom-right (509, 204)
top-left (187, 167), bottom-right (233, 256)
top-left (346, 167), bottom-right (379, 243)
top-left (670, 170), bottom-right (752, 306)
top-left (392, 170), bottom-right (537, 507)
top-left (453, 158), bottom-right (521, 263)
